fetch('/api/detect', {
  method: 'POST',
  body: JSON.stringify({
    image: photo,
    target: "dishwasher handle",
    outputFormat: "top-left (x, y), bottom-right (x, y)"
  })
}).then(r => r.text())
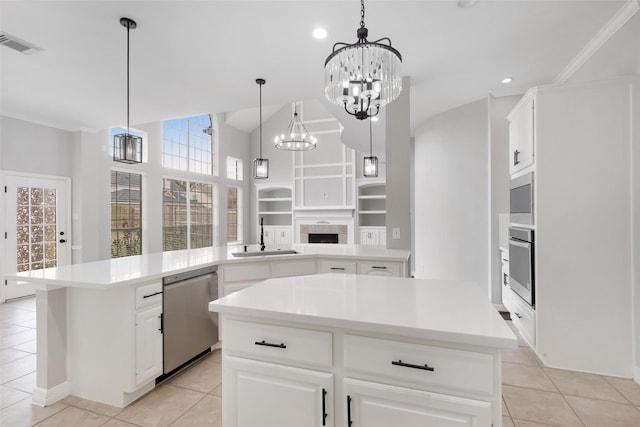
top-left (163, 273), bottom-right (216, 291)
top-left (163, 265), bottom-right (217, 286)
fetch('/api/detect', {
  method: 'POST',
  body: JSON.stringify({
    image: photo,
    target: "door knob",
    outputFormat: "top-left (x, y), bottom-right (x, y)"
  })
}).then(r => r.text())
top-left (59, 239), bottom-right (66, 243)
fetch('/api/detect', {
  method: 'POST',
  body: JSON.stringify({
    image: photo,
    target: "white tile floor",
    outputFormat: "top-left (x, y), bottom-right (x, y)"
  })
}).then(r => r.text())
top-left (2, 296), bottom-right (640, 426)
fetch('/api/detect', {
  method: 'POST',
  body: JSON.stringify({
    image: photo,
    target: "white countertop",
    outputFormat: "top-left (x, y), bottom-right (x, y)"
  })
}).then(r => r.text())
top-left (209, 274), bottom-right (517, 349)
top-left (6, 245), bottom-right (410, 290)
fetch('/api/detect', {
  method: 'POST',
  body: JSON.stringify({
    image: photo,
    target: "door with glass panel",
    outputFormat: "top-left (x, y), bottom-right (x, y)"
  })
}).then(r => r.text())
top-left (2, 174), bottom-right (70, 300)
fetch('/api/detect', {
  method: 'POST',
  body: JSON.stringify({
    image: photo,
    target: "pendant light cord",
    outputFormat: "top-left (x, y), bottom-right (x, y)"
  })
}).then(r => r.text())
top-left (360, 0), bottom-right (365, 28)
top-left (369, 117), bottom-right (373, 156)
top-left (259, 83), bottom-right (263, 158)
top-left (126, 23), bottom-right (130, 135)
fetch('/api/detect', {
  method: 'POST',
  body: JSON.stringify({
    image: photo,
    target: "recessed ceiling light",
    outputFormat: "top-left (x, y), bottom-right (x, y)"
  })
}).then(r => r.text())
top-left (371, 116), bottom-right (379, 122)
top-left (313, 28), bottom-right (327, 40)
top-left (502, 77), bottom-right (513, 84)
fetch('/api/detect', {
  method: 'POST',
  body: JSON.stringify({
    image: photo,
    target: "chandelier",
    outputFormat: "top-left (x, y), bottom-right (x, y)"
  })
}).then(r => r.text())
top-left (324, 0), bottom-right (402, 120)
top-left (113, 17), bottom-right (142, 164)
top-left (274, 103), bottom-right (317, 151)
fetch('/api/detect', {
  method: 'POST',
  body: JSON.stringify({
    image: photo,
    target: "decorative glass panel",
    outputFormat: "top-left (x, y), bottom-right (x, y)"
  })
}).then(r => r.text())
top-left (16, 186), bottom-right (58, 271)
top-left (110, 171), bottom-right (142, 258)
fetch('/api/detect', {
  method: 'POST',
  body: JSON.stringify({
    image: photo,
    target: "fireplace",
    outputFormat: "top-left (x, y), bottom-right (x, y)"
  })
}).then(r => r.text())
top-left (308, 233), bottom-right (339, 244)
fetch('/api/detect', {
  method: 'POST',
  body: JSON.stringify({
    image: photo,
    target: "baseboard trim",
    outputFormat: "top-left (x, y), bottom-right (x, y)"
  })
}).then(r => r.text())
top-left (32, 382), bottom-right (70, 407)
top-left (633, 365), bottom-right (640, 384)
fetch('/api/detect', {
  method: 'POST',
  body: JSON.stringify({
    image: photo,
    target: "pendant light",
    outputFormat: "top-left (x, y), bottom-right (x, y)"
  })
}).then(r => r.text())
top-left (363, 117), bottom-right (378, 178)
top-left (113, 17), bottom-right (142, 164)
top-left (274, 102), bottom-right (317, 151)
top-left (253, 78), bottom-right (269, 179)
top-left (324, 0), bottom-right (402, 121)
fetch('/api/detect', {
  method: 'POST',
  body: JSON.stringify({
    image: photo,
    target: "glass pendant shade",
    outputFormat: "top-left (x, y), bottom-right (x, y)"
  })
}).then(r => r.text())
top-left (113, 133), bottom-right (142, 163)
top-left (324, 0), bottom-right (402, 120)
top-left (363, 156), bottom-right (378, 178)
top-left (253, 158), bottom-right (269, 179)
top-left (274, 107), bottom-right (317, 151)
top-left (253, 78), bottom-right (269, 179)
top-left (113, 17), bottom-right (142, 164)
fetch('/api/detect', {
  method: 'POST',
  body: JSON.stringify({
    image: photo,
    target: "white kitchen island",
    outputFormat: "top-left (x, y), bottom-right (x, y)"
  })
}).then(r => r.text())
top-left (209, 274), bottom-right (517, 427)
top-left (4, 244), bottom-right (410, 408)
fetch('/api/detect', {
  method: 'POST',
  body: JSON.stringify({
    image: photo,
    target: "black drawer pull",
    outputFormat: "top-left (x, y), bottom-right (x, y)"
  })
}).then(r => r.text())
top-left (143, 291), bottom-right (163, 299)
top-left (322, 388), bottom-right (327, 426)
top-left (347, 395), bottom-right (353, 426)
top-left (330, 267), bottom-right (345, 271)
top-left (371, 266), bottom-right (387, 270)
top-left (255, 340), bottom-right (286, 349)
top-left (392, 359), bottom-right (435, 372)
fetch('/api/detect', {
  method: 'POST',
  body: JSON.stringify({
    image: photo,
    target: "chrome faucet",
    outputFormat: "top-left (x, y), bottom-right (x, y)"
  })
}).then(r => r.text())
top-left (260, 217), bottom-right (265, 251)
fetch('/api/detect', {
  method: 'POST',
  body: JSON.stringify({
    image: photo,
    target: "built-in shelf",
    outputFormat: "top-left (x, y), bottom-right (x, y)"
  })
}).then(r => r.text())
top-left (359, 211), bottom-right (386, 215)
top-left (256, 186), bottom-right (293, 229)
top-left (357, 182), bottom-right (386, 243)
top-left (358, 195), bottom-right (386, 200)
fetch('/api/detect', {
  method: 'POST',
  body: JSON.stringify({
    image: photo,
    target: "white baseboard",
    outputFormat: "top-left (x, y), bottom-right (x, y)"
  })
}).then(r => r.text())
top-left (634, 365), bottom-right (640, 384)
top-left (494, 303), bottom-right (507, 312)
top-left (32, 382), bottom-right (70, 407)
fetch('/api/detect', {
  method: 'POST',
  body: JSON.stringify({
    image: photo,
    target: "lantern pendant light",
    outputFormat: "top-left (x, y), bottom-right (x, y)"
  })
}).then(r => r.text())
top-left (324, 0), bottom-right (402, 121)
top-left (363, 117), bottom-right (378, 178)
top-left (113, 17), bottom-right (142, 164)
top-left (253, 78), bottom-right (269, 179)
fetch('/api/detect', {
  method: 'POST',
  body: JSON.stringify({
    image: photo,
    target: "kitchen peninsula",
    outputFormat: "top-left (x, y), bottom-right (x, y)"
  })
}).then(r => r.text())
top-left (210, 274), bottom-right (517, 427)
top-left (5, 244), bottom-right (410, 408)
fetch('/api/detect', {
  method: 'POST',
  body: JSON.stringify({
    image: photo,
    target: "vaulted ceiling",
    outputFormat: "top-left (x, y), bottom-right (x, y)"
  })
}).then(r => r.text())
top-left (1, 0), bottom-right (636, 140)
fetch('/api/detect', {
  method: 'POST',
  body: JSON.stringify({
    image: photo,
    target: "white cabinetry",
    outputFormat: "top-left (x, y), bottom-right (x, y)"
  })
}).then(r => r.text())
top-left (358, 182), bottom-right (386, 246)
top-left (257, 185), bottom-right (293, 245)
top-left (219, 318), bottom-right (502, 426)
top-left (356, 260), bottom-right (402, 277)
top-left (500, 248), bottom-right (511, 312)
top-left (510, 290), bottom-right (535, 348)
top-left (345, 379), bottom-right (491, 427)
top-left (317, 259), bottom-right (357, 274)
top-left (134, 305), bottom-right (163, 386)
top-left (508, 95), bottom-right (535, 175)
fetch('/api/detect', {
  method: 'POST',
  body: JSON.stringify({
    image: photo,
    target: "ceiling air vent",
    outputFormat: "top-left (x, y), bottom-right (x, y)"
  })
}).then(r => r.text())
top-left (0, 32), bottom-right (43, 55)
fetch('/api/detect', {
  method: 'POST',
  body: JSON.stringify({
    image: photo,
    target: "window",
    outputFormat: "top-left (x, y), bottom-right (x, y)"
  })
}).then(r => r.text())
top-left (162, 179), bottom-right (215, 251)
top-left (162, 114), bottom-right (215, 175)
top-left (111, 171), bottom-right (142, 258)
top-left (227, 186), bottom-right (242, 243)
top-left (226, 156), bottom-right (243, 180)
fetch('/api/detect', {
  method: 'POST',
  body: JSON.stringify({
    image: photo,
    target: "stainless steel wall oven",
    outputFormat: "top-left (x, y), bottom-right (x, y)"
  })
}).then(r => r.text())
top-left (508, 227), bottom-right (535, 307)
top-left (510, 172), bottom-right (534, 225)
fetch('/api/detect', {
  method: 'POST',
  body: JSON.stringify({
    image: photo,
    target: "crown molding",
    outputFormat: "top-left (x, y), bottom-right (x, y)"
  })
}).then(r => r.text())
top-left (554, 0), bottom-right (639, 84)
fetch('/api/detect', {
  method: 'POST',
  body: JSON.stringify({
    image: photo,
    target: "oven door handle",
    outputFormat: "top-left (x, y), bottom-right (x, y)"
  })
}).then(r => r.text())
top-left (509, 239), bottom-right (531, 249)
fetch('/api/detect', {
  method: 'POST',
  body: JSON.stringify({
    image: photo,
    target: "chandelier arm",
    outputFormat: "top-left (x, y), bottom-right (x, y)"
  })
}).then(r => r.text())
top-left (343, 102), bottom-right (356, 117)
top-left (369, 37), bottom-right (392, 46)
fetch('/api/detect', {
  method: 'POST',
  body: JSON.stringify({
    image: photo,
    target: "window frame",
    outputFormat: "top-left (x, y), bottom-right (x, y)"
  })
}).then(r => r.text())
top-left (110, 169), bottom-right (143, 258)
top-left (161, 114), bottom-right (217, 176)
top-left (226, 185), bottom-right (242, 244)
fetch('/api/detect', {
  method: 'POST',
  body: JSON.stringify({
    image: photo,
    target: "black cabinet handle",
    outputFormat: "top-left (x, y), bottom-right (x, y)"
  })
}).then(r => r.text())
top-left (159, 313), bottom-right (163, 333)
top-left (392, 359), bottom-right (435, 372)
top-left (143, 291), bottom-right (163, 299)
top-left (330, 267), bottom-right (345, 271)
top-left (254, 340), bottom-right (286, 349)
top-left (514, 312), bottom-right (523, 319)
top-left (322, 388), bottom-right (327, 426)
top-left (514, 149), bottom-right (521, 166)
top-left (503, 273), bottom-right (508, 285)
top-left (347, 395), bottom-right (353, 426)
top-left (371, 266), bottom-right (387, 270)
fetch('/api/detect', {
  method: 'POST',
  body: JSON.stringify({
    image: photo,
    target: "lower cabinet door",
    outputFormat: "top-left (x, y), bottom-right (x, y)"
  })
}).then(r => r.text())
top-left (135, 305), bottom-right (163, 386)
top-left (225, 356), bottom-right (334, 427)
top-left (344, 378), bottom-right (492, 427)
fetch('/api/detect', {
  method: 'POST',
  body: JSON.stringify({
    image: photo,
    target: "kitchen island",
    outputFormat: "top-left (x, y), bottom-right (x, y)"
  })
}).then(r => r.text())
top-left (4, 244), bottom-right (410, 408)
top-left (209, 274), bottom-right (517, 427)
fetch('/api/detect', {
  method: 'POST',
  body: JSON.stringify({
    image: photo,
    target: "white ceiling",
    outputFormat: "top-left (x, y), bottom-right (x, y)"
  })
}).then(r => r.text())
top-left (0, 0), bottom-right (635, 137)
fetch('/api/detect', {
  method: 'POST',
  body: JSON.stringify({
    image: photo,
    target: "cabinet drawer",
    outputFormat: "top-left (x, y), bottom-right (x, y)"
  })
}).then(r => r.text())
top-left (223, 263), bottom-right (270, 283)
top-left (135, 282), bottom-right (162, 309)
top-left (344, 335), bottom-right (494, 396)
top-left (356, 261), bottom-right (402, 276)
top-left (510, 290), bottom-right (535, 347)
top-left (224, 319), bottom-right (332, 370)
top-left (270, 260), bottom-right (316, 278)
top-left (317, 259), bottom-right (356, 274)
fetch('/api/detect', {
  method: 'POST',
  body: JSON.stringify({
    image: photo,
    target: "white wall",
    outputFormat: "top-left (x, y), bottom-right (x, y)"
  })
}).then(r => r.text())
top-left (1, 113), bottom-right (252, 264)
top-left (413, 99), bottom-right (489, 294)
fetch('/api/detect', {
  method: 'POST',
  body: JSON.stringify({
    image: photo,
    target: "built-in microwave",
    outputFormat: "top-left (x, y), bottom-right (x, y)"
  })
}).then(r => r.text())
top-left (510, 172), bottom-right (534, 225)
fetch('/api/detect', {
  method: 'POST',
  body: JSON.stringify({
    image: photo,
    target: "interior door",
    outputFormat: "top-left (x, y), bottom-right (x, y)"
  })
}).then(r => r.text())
top-left (2, 173), bottom-right (70, 301)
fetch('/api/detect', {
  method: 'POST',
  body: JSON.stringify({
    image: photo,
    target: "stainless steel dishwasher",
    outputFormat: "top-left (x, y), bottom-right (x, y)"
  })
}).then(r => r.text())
top-left (162, 265), bottom-right (218, 375)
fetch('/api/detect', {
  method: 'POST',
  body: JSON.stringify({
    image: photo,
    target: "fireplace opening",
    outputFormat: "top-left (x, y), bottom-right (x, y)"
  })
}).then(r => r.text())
top-left (308, 233), bottom-right (339, 244)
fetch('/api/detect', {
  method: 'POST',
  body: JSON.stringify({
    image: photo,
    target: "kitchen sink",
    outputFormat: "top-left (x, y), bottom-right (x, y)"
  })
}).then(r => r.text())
top-left (231, 249), bottom-right (298, 257)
